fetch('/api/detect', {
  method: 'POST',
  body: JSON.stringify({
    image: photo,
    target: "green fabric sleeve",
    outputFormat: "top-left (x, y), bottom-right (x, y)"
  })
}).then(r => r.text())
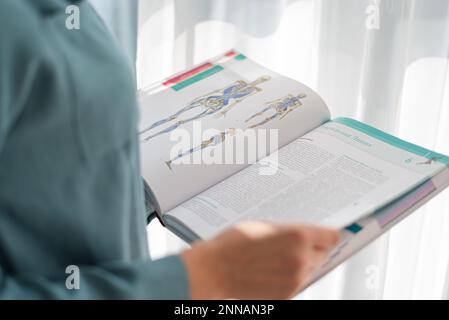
top-left (0, 1), bottom-right (191, 299)
top-left (0, 1), bottom-right (41, 152)
top-left (0, 255), bottom-right (190, 300)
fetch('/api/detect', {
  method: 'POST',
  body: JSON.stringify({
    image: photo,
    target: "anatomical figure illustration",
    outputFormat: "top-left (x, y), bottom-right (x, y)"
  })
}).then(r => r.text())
top-left (165, 128), bottom-right (237, 169)
top-left (244, 93), bottom-right (307, 129)
top-left (161, 91), bottom-right (308, 170)
top-left (141, 75), bottom-right (271, 141)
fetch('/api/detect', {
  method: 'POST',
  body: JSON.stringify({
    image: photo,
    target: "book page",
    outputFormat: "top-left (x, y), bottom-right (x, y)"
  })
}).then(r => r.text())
top-left (165, 119), bottom-right (449, 239)
top-left (303, 168), bottom-right (449, 292)
top-left (138, 51), bottom-right (330, 213)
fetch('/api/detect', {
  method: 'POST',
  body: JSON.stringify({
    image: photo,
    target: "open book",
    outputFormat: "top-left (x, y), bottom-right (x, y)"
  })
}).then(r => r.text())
top-left (138, 50), bottom-right (449, 250)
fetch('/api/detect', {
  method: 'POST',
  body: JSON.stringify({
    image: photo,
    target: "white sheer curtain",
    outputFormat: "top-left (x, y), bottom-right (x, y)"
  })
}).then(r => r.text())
top-left (130, 0), bottom-right (449, 299)
top-left (90, 0), bottom-right (139, 66)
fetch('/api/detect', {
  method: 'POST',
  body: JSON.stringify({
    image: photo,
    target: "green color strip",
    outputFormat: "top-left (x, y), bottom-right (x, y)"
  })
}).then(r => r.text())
top-left (172, 65), bottom-right (224, 91)
top-left (235, 54), bottom-right (247, 61)
top-left (332, 117), bottom-right (449, 164)
top-left (345, 223), bottom-right (363, 234)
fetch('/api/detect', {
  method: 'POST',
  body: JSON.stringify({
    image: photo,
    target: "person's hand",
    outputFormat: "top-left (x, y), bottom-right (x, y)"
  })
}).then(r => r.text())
top-left (181, 221), bottom-right (340, 299)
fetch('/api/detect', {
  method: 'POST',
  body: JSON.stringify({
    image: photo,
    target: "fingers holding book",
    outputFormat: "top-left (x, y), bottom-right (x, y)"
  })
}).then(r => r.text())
top-left (181, 221), bottom-right (340, 299)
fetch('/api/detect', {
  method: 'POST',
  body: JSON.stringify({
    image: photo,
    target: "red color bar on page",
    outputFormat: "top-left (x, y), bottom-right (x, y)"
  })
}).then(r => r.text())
top-left (163, 63), bottom-right (214, 86)
top-left (225, 50), bottom-right (238, 57)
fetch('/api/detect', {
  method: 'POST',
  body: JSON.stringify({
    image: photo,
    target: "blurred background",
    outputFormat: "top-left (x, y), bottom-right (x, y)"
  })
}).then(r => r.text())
top-left (91, 0), bottom-right (449, 299)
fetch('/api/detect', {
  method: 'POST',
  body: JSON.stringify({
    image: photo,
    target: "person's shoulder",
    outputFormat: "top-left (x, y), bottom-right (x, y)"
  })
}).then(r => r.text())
top-left (0, 0), bottom-right (45, 51)
top-left (0, 0), bottom-right (43, 26)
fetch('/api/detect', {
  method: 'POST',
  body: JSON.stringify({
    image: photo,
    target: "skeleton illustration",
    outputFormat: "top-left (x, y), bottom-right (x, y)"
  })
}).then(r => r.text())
top-left (141, 75), bottom-right (271, 141)
top-left (244, 93), bottom-right (307, 129)
top-left (165, 128), bottom-right (236, 170)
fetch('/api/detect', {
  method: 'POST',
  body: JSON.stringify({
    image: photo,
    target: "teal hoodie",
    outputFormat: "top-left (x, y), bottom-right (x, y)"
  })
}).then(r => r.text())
top-left (0, 0), bottom-right (189, 299)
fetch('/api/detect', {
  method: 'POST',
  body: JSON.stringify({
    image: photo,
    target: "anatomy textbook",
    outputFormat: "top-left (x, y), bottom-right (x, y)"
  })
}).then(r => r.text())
top-left (138, 50), bottom-right (449, 290)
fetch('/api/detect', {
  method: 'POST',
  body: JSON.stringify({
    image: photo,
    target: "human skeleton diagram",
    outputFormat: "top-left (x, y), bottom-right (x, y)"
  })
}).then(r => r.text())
top-left (141, 75), bottom-right (271, 141)
top-left (244, 93), bottom-right (307, 129)
top-left (165, 128), bottom-right (236, 169)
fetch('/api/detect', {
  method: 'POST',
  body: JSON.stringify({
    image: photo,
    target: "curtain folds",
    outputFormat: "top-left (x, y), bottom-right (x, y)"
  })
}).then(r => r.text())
top-left (90, 0), bottom-right (139, 66)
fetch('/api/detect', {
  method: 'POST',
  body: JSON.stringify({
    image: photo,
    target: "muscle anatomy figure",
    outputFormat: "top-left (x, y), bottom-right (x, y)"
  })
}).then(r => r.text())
top-left (165, 128), bottom-right (236, 170)
top-left (244, 93), bottom-right (307, 129)
top-left (141, 75), bottom-right (271, 141)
